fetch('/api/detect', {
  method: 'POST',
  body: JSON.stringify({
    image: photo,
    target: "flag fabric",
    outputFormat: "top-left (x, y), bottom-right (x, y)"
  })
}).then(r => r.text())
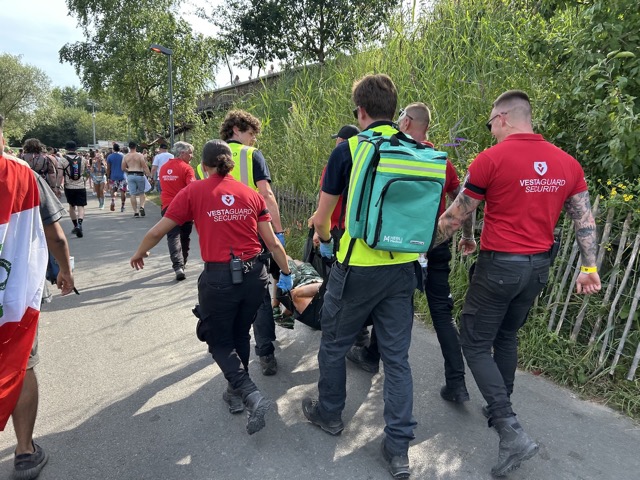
top-left (0, 155), bottom-right (47, 430)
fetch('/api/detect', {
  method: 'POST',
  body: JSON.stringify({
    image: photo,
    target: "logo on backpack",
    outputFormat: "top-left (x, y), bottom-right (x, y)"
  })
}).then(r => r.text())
top-left (344, 127), bottom-right (447, 259)
top-left (64, 154), bottom-right (83, 181)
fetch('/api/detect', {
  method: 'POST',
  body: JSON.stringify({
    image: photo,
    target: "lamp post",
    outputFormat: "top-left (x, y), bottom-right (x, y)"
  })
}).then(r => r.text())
top-left (88, 100), bottom-right (97, 147)
top-left (149, 43), bottom-right (174, 147)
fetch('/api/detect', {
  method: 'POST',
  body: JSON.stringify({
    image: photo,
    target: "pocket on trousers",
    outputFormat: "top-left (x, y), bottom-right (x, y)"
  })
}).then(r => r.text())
top-left (538, 272), bottom-right (549, 285)
top-left (487, 273), bottom-right (520, 286)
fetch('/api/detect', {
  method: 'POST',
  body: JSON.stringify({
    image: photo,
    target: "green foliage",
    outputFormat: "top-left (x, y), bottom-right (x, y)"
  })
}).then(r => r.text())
top-left (0, 53), bottom-right (50, 141)
top-left (208, 0), bottom-right (401, 70)
top-left (61, 0), bottom-right (219, 141)
top-left (530, 0), bottom-right (640, 178)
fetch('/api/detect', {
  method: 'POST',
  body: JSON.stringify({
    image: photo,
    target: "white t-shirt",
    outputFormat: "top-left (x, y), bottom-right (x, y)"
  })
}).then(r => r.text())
top-left (152, 152), bottom-right (174, 171)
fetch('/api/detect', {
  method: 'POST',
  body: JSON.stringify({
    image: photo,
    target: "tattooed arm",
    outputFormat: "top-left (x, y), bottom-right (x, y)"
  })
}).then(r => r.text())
top-left (564, 190), bottom-right (601, 295)
top-left (435, 190), bottom-right (481, 248)
top-left (447, 185), bottom-right (477, 255)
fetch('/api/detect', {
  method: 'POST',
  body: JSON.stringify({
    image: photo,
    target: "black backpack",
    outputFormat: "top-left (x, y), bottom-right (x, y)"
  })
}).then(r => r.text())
top-left (64, 154), bottom-right (83, 181)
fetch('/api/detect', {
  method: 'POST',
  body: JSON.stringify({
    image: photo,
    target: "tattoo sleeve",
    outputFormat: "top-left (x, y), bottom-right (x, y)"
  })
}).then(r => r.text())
top-left (435, 192), bottom-right (481, 247)
top-left (564, 191), bottom-right (598, 266)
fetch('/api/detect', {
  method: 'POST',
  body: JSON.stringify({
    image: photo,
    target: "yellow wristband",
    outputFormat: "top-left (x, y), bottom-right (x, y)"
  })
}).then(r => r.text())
top-left (580, 266), bottom-right (597, 274)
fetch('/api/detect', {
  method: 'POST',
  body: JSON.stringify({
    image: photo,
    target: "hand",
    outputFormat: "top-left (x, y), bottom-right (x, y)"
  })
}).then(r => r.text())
top-left (307, 213), bottom-right (315, 228)
top-left (319, 239), bottom-right (334, 259)
top-left (130, 251), bottom-right (150, 270)
top-left (576, 272), bottom-right (601, 295)
top-left (458, 237), bottom-right (477, 256)
top-left (312, 231), bottom-right (320, 248)
top-left (277, 273), bottom-right (293, 292)
top-left (56, 270), bottom-right (75, 296)
top-left (275, 232), bottom-right (286, 247)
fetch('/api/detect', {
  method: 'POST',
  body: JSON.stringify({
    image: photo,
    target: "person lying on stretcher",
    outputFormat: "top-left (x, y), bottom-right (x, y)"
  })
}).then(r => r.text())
top-left (274, 256), bottom-right (324, 330)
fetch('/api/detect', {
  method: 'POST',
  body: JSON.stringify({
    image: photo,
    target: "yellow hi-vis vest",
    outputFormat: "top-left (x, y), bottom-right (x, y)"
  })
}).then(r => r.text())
top-left (336, 124), bottom-right (419, 267)
top-left (228, 142), bottom-right (258, 191)
top-left (195, 163), bottom-right (205, 180)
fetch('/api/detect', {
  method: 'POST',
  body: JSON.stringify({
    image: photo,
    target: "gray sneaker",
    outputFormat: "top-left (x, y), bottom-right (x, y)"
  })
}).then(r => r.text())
top-left (175, 268), bottom-right (186, 281)
top-left (14, 442), bottom-right (49, 480)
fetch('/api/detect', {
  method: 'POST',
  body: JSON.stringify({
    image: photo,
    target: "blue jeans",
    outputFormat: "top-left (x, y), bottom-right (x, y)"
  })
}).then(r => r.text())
top-left (460, 251), bottom-right (550, 419)
top-left (318, 262), bottom-right (417, 455)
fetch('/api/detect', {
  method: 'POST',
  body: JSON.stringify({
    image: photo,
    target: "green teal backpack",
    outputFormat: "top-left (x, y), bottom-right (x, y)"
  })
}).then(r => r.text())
top-left (344, 129), bottom-right (447, 257)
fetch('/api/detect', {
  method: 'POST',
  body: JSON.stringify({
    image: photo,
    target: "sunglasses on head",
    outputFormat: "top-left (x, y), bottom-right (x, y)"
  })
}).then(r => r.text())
top-left (398, 108), bottom-right (414, 122)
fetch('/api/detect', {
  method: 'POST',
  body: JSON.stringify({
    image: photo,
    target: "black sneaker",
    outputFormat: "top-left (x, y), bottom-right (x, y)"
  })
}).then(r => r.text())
top-left (71, 226), bottom-right (79, 235)
top-left (380, 439), bottom-right (410, 479)
top-left (222, 387), bottom-right (244, 414)
top-left (301, 397), bottom-right (344, 435)
top-left (139, 206), bottom-right (145, 217)
top-left (14, 442), bottom-right (49, 480)
top-left (76, 225), bottom-right (83, 238)
top-left (259, 354), bottom-right (277, 376)
top-left (439, 384), bottom-right (470, 403)
top-left (346, 346), bottom-right (380, 373)
top-left (133, 213), bottom-right (140, 218)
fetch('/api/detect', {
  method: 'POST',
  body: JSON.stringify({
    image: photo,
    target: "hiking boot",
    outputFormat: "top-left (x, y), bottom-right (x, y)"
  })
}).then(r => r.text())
top-left (244, 391), bottom-right (271, 435)
top-left (301, 397), bottom-right (344, 436)
top-left (139, 206), bottom-right (145, 217)
top-left (439, 384), bottom-right (470, 404)
top-left (259, 354), bottom-right (277, 376)
top-left (175, 268), bottom-right (186, 281)
top-left (346, 346), bottom-right (380, 374)
top-left (491, 416), bottom-right (539, 477)
top-left (222, 386), bottom-right (244, 414)
top-left (380, 439), bottom-right (411, 479)
top-left (14, 442), bottom-right (49, 480)
top-left (76, 225), bottom-right (83, 238)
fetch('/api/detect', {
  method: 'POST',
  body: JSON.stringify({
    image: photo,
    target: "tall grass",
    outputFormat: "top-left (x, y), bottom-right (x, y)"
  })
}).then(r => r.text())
top-left (186, 0), bottom-right (639, 418)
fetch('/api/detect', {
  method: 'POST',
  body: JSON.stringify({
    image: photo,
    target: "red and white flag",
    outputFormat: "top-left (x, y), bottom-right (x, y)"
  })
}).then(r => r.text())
top-left (0, 156), bottom-right (47, 430)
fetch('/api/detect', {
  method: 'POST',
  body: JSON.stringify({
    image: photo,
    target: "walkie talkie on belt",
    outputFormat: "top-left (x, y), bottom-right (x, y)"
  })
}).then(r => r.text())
top-left (230, 248), bottom-right (244, 284)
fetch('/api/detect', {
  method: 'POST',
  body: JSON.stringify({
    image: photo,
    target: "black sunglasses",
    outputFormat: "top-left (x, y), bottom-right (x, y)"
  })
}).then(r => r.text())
top-left (353, 107), bottom-right (359, 119)
top-left (486, 111), bottom-right (510, 131)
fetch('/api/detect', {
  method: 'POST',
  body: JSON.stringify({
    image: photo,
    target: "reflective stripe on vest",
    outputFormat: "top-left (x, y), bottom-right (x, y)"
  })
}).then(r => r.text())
top-left (228, 142), bottom-right (257, 191)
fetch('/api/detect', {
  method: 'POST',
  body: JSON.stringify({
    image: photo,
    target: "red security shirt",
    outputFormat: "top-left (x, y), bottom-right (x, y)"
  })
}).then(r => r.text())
top-left (159, 159), bottom-right (195, 210)
top-left (463, 133), bottom-right (587, 254)
top-left (164, 174), bottom-right (271, 262)
top-left (421, 141), bottom-right (460, 218)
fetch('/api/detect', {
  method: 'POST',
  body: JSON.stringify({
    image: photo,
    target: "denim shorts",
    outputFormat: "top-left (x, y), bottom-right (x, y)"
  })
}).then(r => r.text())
top-left (128, 175), bottom-right (146, 195)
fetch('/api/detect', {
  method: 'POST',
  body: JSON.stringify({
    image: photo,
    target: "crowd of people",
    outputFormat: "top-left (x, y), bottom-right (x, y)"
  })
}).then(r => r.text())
top-left (0, 72), bottom-right (603, 480)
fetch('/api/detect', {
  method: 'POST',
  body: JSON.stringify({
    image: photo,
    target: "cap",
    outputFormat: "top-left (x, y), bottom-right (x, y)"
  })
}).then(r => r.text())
top-left (331, 125), bottom-right (360, 140)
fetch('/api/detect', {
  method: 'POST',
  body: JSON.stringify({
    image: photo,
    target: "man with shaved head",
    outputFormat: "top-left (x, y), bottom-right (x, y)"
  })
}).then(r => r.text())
top-left (435, 90), bottom-right (601, 476)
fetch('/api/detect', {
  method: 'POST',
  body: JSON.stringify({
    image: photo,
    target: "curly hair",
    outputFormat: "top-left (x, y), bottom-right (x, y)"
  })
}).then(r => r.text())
top-left (202, 140), bottom-right (234, 176)
top-left (23, 138), bottom-right (44, 154)
top-left (219, 110), bottom-right (261, 141)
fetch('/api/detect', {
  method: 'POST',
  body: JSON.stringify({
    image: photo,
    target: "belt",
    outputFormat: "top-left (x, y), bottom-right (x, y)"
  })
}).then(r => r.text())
top-left (204, 256), bottom-right (258, 271)
top-left (128, 171), bottom-right (145, 176)
top-left (479, 250), bottom-right (550, 262)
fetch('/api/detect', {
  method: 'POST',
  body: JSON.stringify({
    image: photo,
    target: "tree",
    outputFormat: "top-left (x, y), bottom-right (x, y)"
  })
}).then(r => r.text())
top-left (0, 54), bottom-right (50, 141)
top-left (60, 0), bottom-right (219, 141)
top-left (207, 0), bottom-right (400, 70)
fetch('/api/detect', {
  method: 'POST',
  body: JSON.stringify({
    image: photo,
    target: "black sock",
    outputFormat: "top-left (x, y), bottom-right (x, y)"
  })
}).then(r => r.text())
top-left (72, 219), bottom-right (78, 227)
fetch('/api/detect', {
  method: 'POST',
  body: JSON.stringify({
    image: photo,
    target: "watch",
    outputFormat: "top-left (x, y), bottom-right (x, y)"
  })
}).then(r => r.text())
top-left (319, 236), bottom-right (332, 244)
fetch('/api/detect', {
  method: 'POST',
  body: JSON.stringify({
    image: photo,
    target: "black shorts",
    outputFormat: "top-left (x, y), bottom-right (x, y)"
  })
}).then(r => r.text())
top-left (64, 188), bottom-right (87, 207)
